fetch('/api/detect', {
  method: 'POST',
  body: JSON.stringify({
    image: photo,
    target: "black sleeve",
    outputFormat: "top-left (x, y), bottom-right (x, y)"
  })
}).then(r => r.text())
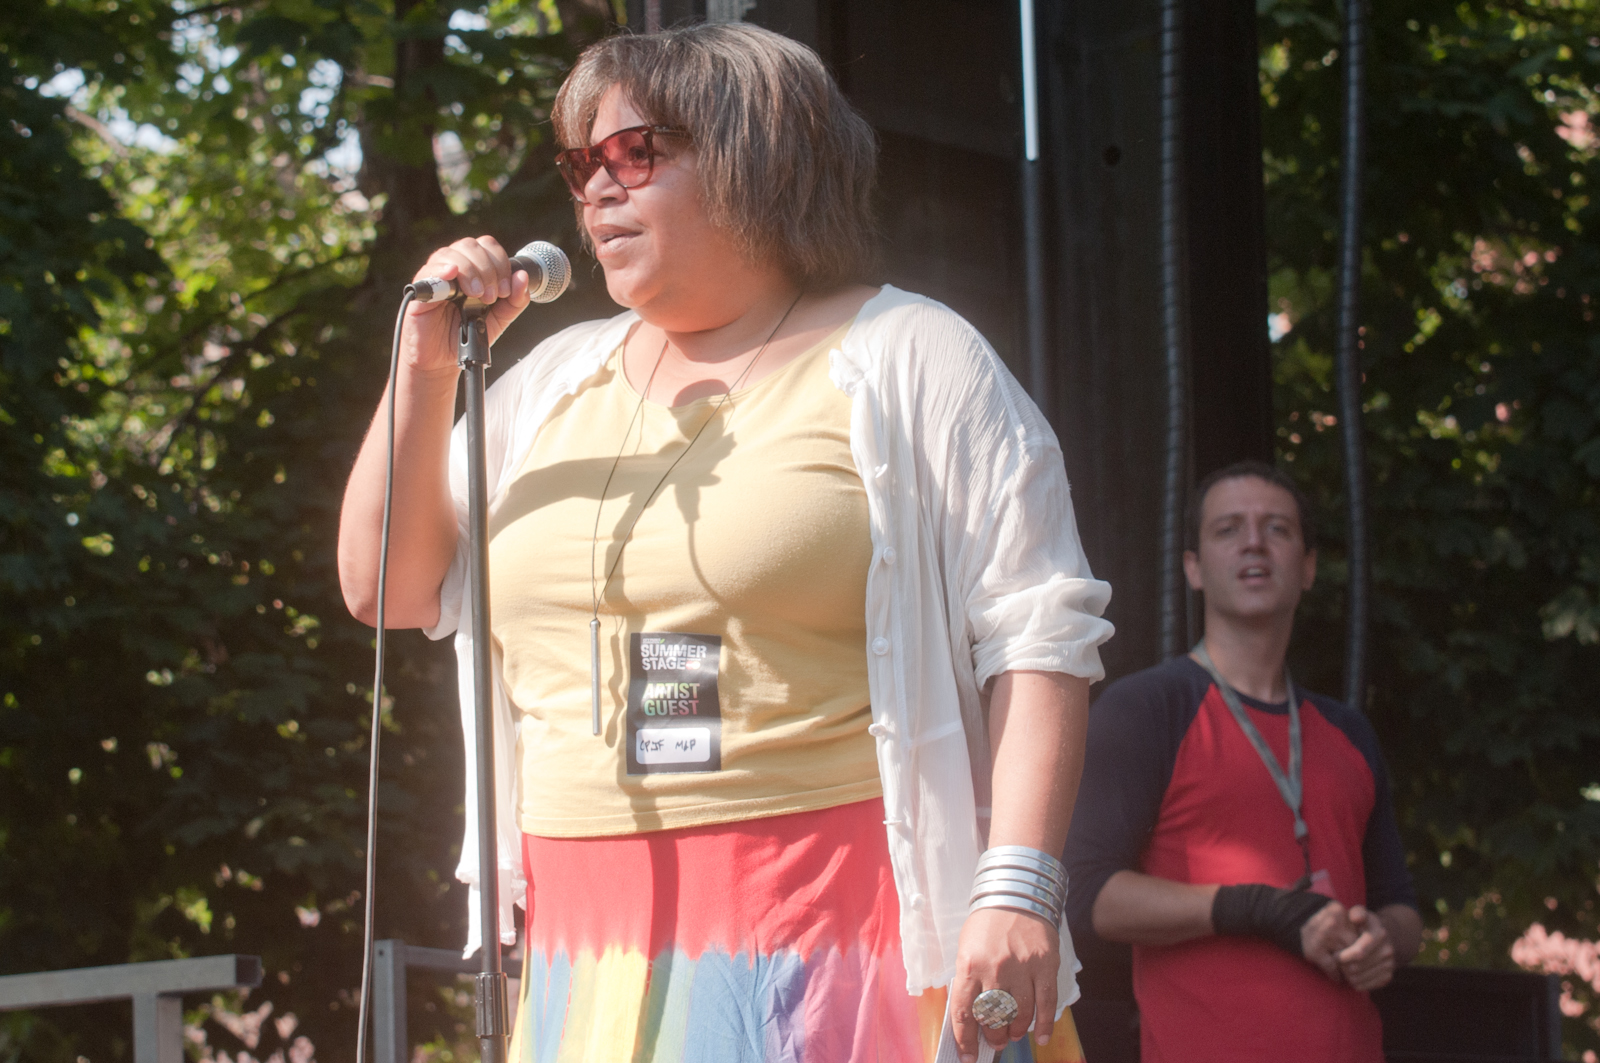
top-left (1359, 741), bottom-right (1417, 912)
top-left (1062, 660), bottom-right (1203, 947)
top-left (1310, 693), bottom-right (1418, 913)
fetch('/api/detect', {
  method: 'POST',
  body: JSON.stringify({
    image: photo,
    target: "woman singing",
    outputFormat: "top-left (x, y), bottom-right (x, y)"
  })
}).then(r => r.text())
top-left (338, 22), bottom-right (1112, 1063)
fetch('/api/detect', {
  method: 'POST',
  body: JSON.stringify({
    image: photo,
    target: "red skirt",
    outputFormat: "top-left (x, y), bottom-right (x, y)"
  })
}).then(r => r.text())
top-left (511, 798), bottom-right (1085, 1062)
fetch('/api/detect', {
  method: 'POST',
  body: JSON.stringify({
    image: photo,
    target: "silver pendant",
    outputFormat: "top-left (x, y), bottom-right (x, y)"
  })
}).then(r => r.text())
top-left (590, 617), bottom-right (601, 736)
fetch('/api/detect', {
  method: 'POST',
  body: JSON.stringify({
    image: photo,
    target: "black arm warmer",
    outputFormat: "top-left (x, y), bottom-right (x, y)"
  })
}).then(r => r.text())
top-left (1211, 883), bottom-right (1334, 958)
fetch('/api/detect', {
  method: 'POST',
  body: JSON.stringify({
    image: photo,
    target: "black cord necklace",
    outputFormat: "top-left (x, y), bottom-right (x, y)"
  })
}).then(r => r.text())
top-left (586, 292), bottom-right (805, 735)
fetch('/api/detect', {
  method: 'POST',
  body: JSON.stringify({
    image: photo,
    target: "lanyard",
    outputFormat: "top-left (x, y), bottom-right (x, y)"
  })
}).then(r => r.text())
top-left (1192, 642), bottom-right (1313, 887)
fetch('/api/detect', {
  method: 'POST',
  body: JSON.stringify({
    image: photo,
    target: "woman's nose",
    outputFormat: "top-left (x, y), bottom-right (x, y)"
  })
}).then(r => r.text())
top-left (583, 162), bottom-right (626, 205)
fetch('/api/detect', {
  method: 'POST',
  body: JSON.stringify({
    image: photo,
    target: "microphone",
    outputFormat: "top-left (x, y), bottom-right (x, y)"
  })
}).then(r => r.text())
top-left (409, 240), bottom-right (572, 305)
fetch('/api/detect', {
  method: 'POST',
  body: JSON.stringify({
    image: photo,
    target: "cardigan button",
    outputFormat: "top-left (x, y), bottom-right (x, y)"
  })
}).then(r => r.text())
top-left (909, 892), bottom-right (927, 910)
top-left (882, 547), bottom-right (897, 564)
top-left (872, 637), bottom-right (890, 655)
top-left (867, 723), bottom-right (889, 737)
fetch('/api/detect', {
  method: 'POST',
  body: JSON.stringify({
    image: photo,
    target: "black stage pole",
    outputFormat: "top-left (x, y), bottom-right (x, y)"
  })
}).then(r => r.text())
top-left (1157, 0), bottom-right (1190, 661)
top-left (1019, 0), bottom-right (1052, 424)
top-left (1335, 0), bottom-right (1370, 712)
top-left (458, 303), bottom-right (509, 1063)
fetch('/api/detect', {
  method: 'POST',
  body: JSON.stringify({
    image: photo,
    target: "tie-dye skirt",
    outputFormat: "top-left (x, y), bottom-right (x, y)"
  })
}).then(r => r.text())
top-left (510, 798), bottom-right (1085, 1062)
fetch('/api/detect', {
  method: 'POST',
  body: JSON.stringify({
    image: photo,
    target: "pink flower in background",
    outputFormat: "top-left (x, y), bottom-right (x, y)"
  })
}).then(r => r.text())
top-left (188, 998), bottom-right (316, 1063)
top-left (1512, 923), bottom-right (1600, 1019)
top-left (209, 1000), bottom-right (273, 1049)
top-left (1558, 111), bottom-right (1596, 152)
top-left (1513, 924), bottom-right (1600, 987)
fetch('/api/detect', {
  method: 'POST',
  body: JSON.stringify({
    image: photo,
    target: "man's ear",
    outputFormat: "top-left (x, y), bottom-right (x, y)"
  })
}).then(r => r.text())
top-left (1301, 548), bottom-right (1317, 591)
top-left (1183, 549), bottom-right (1203, 591)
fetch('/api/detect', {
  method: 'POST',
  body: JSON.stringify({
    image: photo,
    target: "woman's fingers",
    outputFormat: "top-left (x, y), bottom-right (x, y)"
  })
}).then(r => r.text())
top-left (485, 269), bottom-right (532, 345)
top-left (400, 236), bottom-right (530, 373)
top-left (950, 968), bottom-right (985, 1063)
top-left (447, 236), bottom-right (506, 299)
top-left (1032, 971), bottom-right (1058, 1047)
top-left (411, 236), bottom-right (514, 303)
top-left (955, 974), bottom-right (1037, 1057)
top-left (999, 984), bottom-right (1035, 1049)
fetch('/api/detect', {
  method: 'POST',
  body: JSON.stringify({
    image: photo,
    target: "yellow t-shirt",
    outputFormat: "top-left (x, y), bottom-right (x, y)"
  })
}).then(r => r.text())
top-left (487, 322), bottom-right (879, 836)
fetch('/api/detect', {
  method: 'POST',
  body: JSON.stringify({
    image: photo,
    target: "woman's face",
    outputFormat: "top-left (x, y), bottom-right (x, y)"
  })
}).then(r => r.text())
top-left (580, 86), bottom-right (751, 324)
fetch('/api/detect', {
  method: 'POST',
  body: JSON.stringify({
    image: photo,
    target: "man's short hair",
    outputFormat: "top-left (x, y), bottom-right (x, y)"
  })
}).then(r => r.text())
top-left (1185, 460), bottom-right (1318, 554)
top-left (552, 23), bottom-right (880, 290)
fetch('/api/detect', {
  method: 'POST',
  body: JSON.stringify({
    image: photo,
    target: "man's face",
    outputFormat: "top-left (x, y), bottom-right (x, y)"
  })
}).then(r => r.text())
top-left (1183, 475), bottom-right (1316, 624)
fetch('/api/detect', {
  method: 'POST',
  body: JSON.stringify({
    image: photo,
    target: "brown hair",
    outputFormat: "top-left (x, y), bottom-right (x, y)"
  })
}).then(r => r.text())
top-left (551, 22), bottom-right (880, 290)
top-left (1186, 460), bottom-right (1318, 553)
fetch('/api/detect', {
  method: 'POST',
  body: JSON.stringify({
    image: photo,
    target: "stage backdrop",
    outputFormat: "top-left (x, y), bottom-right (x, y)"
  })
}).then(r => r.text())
top-left (624, 0), bottom-right (1274, 684)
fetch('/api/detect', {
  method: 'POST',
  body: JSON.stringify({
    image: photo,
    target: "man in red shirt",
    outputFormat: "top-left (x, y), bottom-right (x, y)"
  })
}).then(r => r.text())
top-left (1064, 462), bottom-right (1423, 1062)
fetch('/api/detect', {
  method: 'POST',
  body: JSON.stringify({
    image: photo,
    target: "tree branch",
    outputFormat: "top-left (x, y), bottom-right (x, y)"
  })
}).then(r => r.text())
top-left (64, 106), bottom-right (130, 159)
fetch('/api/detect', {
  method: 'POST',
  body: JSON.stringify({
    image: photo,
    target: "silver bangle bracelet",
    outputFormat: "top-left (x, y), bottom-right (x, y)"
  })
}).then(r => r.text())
top-left (973, 866), bottom-right (1064, 888)
top-left (971, 871), bottom-right (1067, 908)
top-left (982, 845), bottom-right (1067, 874)
top-left (971, 883), bottom-right (1065, 914)
top-left (972, 870), bottom-right (1062, 902)
top-left (977, 846), bottom-right (1068, 886)
top-left (971, 867), bottom-right (1067, 896)
top-left (970, 892), bottom-right (1060, 925)
top-left (972, 851), bottom-right (1075, 890)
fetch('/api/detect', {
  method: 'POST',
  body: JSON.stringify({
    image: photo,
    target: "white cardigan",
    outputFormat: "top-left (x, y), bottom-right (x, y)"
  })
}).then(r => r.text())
top-left (426, 285), bottom-right (1113, 1003)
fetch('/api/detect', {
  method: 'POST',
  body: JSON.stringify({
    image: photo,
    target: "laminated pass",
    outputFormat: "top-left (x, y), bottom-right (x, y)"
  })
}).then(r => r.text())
top-left (626, 632), bottom-right (722, 774)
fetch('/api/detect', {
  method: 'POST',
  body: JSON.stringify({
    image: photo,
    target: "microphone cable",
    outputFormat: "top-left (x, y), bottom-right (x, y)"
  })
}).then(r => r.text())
top-left (349, 244), bottom-right (567, 1062)
top-left (354, 286), bottom-right (415, 1063)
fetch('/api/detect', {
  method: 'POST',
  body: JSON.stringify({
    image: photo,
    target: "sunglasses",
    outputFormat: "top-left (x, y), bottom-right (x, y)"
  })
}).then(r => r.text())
top-left (555, 124), bottom-right (690, 202)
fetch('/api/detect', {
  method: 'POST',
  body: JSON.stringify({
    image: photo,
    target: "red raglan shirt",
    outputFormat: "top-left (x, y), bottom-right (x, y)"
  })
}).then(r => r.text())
top-left (1063, 656), bottom-right (1417, 1063)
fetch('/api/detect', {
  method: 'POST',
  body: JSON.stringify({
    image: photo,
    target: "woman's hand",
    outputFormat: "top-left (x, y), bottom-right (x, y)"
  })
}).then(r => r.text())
top-left (951, 907), bottom-right (1060, 1061)
top-left (404, 236), bottom-right (533, 377)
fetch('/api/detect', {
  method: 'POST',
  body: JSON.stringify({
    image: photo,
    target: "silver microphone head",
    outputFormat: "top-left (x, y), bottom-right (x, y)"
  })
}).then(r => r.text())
top-left (516, 241), bottom-right (572, 304)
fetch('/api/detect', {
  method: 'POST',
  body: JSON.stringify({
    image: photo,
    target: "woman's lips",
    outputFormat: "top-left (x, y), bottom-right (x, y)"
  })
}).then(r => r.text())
top-left (590, 225), bottom-right (639, 259)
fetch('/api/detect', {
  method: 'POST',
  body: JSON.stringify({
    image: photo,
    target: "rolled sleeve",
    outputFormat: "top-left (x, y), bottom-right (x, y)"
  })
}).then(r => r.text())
top-left (965, 445), bottom-right (1113, 687)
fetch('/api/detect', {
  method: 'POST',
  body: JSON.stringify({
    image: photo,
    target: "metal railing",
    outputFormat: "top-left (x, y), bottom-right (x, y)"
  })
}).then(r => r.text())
top-left (0, 941), bottom-right (511, 1063)
top-left (372, 939), bottom-right (509, 1063)
top-left (0, 954), bottom-right (263, 1063)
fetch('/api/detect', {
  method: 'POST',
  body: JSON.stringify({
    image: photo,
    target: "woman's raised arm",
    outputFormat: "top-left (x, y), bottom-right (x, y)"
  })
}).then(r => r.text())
top-left (337, 236), bottom-right (532, 629)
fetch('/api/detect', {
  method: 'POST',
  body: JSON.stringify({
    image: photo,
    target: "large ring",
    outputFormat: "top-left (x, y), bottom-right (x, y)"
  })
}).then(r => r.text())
top-left (971, 988), bottom-right (1019, 1029)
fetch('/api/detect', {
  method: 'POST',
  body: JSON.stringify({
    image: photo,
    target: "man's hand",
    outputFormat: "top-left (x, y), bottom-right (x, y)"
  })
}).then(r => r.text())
top-left (1300, 900), bottom-right (1359, 982)
top-left (1336, 904), bottom-right (1397, 990)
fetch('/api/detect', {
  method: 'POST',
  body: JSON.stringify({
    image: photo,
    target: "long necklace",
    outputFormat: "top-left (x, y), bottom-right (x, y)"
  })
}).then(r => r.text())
top-left (586, 292), bottom-right (804, 735)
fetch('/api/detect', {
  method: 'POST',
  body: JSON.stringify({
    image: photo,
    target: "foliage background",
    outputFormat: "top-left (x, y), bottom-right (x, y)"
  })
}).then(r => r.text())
top-left (1, 0), bottom-right (1599, 1059)
top-left (0, 0), bottom-right (622, 1058)
top-left (1261, 0), bottom-right (1600, 1052)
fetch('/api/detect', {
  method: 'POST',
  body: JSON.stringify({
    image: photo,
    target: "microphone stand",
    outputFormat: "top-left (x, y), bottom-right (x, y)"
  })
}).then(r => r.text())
top-left (457, 299), bottom-right (509, 1063)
